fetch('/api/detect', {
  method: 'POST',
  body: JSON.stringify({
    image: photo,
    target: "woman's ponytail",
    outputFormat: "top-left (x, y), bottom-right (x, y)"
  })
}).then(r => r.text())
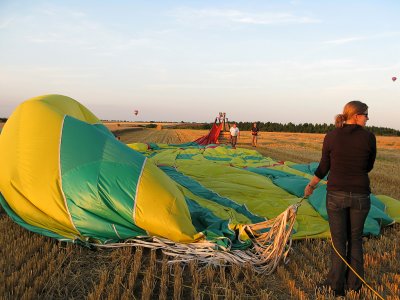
top-left (335, 114), bottom-right (346, 128)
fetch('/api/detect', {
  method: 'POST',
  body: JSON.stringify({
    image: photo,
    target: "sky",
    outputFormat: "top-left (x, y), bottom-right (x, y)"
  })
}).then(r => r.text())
top-left (1, 0), bottom-right (399, 129)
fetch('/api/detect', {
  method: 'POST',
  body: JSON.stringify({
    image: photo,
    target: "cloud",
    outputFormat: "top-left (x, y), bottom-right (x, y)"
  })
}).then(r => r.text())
top-left (324, 31), bottom-right (400, 45)
top-left (324, 37), bottom-right (366, 45)
top-left (171, 8), bottom-right (320, 26)
top-left (37, 7), bottom-right (86, 18)
top-left (0, 17), bottom-right (14, 29)
top-left (23, 5), bottom-right (154, 56)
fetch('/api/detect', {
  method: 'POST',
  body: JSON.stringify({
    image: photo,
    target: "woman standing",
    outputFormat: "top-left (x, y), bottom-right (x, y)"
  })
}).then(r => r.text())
top-left (251, 122), bottom-right (260, 147)
top-left (304, 101), bottom-right (376, 296)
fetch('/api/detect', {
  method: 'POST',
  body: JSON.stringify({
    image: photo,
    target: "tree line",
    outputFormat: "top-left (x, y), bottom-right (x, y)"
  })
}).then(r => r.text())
top-left (1, 117), bottom-right (399, 136)
top-left (235, 121), bottom-right (400, 136)
top-left (179, 121), bottom-right (400, 136)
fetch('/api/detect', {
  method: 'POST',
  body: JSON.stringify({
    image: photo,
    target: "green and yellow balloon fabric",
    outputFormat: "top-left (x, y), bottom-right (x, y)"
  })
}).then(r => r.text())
top-left (0, 95), bottom-right (399, 248)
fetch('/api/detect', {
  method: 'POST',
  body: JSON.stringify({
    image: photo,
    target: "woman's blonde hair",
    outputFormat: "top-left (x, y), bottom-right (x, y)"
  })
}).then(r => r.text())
top-left (335, 100), bottom-right (368, 128)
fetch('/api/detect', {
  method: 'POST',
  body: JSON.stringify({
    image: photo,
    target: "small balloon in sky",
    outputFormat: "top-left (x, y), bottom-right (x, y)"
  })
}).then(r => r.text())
top-left (134, 110), bottom-right (139, 116)
top-left (392, 76), bottom-right (397, 82)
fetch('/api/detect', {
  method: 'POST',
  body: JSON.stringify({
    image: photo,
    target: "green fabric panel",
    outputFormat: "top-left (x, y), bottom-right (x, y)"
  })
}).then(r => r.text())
top-left (204, 156), bottom-right (232, 161)
top-left (93, 123), bottom-right (115, 137)
top-left (160, 166), bottom-right (264, 223)
top-left (363, 217), bottom-right (380, 236)
top-left (169, 141), bottom-right (204, 148)
top-left (291, 162), bottom-right (320, 176)
top-left (179, 184), bottom-right (251, 225)
top-left (245, 167), bottom-right (293, 180)
top-left (61, 116), bottom-right (147, 242)
top-left (149, 149), bottom-right (180, 166)
top-left (244, 155), bottom-right (265, 161)
top-left (270, 164), bottom-right (315, 179)
top-left (0, 192), bottom-right (69, 241)
top-left (272, 176), bottom-right (310, 198)
top-left (176, 153), bottom-right (197, 160)
top-left (62, 117), bottom-right (144, 174)
top-left (148, 143), bottom-right (162, 150)
top-left (307, 186), bottom-right (329, 219)
top-left (367, 205), bottom-right (394, 227)
top-left (370, 194), bottom-right (386, 211)
top-left (185, 196), bottom-right (250, 249)
top-left (184, 196), bottom-right (223, 232)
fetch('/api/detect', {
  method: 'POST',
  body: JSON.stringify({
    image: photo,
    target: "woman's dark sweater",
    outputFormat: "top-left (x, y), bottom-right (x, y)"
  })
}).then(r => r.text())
top-left (314, 124), bottom-right (376, 193)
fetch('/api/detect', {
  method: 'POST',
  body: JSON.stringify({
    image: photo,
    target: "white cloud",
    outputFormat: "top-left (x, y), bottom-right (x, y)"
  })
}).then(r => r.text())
top-left (324, 31), bottom-right (400, 45)
top-left (324, 36), bottom-right (366, 45)
top-left (37, 7), bottom-right (86, 18)
top-left (22, 7), bottom-right (155, 57)
top-left (0, 17), bottom-right (14, 29)
top-left (171, 8), bottom-right (320, 26)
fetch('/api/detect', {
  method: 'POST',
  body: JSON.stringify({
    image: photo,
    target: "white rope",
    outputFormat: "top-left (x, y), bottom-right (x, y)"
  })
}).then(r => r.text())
top-left (92, 203), bottom-right (300, 274)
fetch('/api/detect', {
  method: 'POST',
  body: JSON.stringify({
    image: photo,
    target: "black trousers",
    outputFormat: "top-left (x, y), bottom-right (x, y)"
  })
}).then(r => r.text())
top-left (326, 190), bottom-right (370, 292)
top-left (231, 136), bottom-right (237, 148)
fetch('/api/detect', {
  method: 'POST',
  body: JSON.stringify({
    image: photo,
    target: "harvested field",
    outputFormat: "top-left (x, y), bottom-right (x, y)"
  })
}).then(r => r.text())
top-left (1, 128), bottom-right (399, 299)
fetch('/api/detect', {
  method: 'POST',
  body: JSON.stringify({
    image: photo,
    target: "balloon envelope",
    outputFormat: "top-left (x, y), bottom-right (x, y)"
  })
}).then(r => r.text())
top-left (392, 77), bottom-right (397, 82)
top-left (134, 110), bottom-right (139, 116)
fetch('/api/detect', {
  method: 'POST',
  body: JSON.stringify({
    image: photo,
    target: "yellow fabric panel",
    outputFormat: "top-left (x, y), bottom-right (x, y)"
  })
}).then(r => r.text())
top-left (229, 224), bottom-right (251, 242)
top-left (269, 164), bottom-right (315, 180)
top-left (204, 147), bottom-right (276, 167)
top-left (376, 195), bottom-right (400, 222)
top-left (149, 149), bottom-right (180, 166)
top-left (127, 143), bottom-right (149, 152)
top-left (180, 148), bottom-right (205, 155)
top-left (0, 96), bottom-right (81, 238)
top-left (135, 160), bottom-right (202, 242)
top-left (38, 94), bottom-right (100, 124)
top-left (292, 203), bottom-right (331, 239)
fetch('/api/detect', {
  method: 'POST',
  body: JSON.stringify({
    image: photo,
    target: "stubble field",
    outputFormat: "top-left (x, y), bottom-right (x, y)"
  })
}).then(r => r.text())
top-left (1, 128), bottom-right (399, 299)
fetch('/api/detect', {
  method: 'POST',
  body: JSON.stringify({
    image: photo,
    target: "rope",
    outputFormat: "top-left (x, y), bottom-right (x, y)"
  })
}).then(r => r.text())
top-left (330, 239), bottom-right (385, 299)
top-left (92, 202), bottom-right (299, 274)
top-left (298, 196), bottom-right (386, 299)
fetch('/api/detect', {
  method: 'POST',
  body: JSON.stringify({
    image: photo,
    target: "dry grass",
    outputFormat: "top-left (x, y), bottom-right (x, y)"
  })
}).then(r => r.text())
top-left (1, 127), bottom-right (399, 299)
top-left (102, 121), bottom-right (181, 132)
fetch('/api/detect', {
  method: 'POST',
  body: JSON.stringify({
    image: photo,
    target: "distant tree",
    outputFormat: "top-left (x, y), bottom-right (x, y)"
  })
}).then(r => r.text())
top-left (133, 119), bottom-right (400, 136)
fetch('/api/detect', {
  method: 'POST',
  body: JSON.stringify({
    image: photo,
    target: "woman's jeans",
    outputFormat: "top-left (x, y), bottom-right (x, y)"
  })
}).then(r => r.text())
top-left (231, 136), bottom-right (237, 148)
top-left (326, 190), bottom-right (370, 292)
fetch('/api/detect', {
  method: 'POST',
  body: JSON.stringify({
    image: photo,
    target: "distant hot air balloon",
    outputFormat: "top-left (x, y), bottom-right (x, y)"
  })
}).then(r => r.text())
top-left (392, 77), bottom-right (397, 82)
top-left (134, 110), bottom-right (139, 116)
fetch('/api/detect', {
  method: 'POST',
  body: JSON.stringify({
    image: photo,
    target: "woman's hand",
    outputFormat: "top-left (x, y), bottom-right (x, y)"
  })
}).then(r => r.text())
top-left (304, 183), bottom-right (316, 198)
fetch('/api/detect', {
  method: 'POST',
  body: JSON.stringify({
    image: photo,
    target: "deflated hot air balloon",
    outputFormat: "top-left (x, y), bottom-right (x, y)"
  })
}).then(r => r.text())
top-left (0, 95), bottom-right (399, 271)
top-left (0, 95), bottom-right (202, 244)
